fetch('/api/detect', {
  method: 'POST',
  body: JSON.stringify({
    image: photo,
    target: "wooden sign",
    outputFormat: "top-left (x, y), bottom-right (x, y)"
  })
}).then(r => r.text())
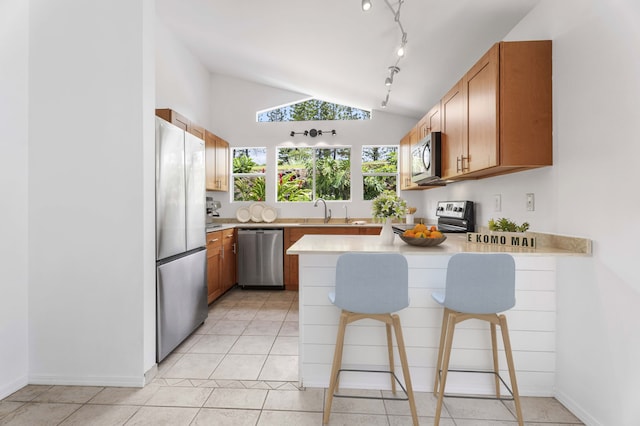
top-left (467, 232), bottom-right (536, 248)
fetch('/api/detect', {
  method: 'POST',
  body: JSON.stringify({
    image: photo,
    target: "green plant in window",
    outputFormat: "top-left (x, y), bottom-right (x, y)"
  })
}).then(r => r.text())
top-left (233, 154), bottom-right (256, 173)
top-left (277, 173), bottom-right (312, 202)
top-left (233, 176), bottom-right (265, 202)
top-left (314, 150), bottom-right (350, 200)
top-left (364, 175), bottom-right (395, 200)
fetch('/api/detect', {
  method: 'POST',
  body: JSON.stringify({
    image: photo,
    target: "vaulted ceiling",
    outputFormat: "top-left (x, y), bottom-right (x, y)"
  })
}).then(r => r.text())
top-left (156, 0), bottom-right (540, 118)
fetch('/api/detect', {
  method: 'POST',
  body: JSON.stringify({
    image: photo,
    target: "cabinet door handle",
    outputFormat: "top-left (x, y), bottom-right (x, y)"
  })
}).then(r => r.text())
top-left (461, 155), bottom-right (469, 172)
top-left (456, 156), bottom-right (461, 173)
top-left (208, 238), bottom-right (219, 243)
top-left (232, 243), bottom-right (236, 254)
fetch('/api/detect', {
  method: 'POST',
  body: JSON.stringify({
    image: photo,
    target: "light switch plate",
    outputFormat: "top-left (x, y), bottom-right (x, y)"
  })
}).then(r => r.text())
top-left (526, 193), bottom-right (535, 211)
top-left (494, 194), bottom-right (502, 212)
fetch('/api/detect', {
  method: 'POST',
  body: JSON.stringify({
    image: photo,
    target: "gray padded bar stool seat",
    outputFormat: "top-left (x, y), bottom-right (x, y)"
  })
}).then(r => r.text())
top-left (432, 253), bottom-right (523, 426)
top-left (323, 253), bottom-right (418, 426)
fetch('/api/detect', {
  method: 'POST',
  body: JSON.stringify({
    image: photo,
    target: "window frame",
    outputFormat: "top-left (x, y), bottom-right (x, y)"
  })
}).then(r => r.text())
top-left (361, 145), bottom-right (400, 200)
top-left (231, 147), bottom-right (267, 202)
top-left (276, 146), bottom-right (352, 203)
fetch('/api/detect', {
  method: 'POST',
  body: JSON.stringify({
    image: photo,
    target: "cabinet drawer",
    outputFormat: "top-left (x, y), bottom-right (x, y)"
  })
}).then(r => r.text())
top-left (222, 228), bottom-right (235, 241)
top-left (206, 231), bottom-right (222, 250)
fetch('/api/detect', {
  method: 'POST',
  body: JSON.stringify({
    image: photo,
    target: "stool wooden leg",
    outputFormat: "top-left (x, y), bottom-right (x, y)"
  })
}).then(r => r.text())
top-left (490, 321), bottom-right (501, 398)
top-left (324, 311), bottom-right (348, 424)
top-left (385, 322), bottom-right (397, 394)
top-left (499, 314), bottom-right (523, 426)
top-left (435, 311), bottom-right (457, 426)
top-left (391, 314), bottom-right (418, 426)
top-left (433, 308), bottom-right (449, 396)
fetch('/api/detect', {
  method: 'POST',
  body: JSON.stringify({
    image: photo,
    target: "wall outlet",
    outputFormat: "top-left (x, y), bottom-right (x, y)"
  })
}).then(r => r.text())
top-left (526, 193), bottom-right (535, 211)
top-left (494, 194), bottom-right (502, 212)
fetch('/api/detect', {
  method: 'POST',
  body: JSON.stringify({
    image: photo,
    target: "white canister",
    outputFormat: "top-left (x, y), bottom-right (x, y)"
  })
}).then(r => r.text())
top-left (405, 213), bottom-right (414, 225)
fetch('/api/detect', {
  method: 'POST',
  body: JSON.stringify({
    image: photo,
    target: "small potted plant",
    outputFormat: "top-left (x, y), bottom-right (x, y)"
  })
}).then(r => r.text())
top-left (488, 218), bottom-right (530, 232)
top-left (371, 191), bottom-right (407, 244)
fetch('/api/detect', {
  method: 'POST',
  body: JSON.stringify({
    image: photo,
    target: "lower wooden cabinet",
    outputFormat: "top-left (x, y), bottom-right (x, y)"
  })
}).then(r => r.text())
top-left (207, 228), bottom-right (236, 304)
top-left (283, 226), bottom-right (381, 291)
top-left (206, 231), bottom-right (223, 304)
top-left (221, 228), bottom-right (236, 293)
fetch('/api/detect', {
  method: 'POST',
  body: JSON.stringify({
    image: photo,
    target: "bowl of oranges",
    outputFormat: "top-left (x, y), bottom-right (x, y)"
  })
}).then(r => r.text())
top-left (398, 224), bottom-right (447, 247)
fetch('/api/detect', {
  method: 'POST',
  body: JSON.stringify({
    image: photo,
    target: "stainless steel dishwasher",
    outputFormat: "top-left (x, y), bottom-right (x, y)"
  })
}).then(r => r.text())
top-left (237, 228), bottom-right (284, 288)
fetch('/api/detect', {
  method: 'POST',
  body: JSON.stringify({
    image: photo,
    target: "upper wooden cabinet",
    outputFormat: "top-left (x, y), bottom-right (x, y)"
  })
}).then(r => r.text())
top-left (205, 130), bottom-right (229, 192)
top-left (417, 103), bottom-right (441, 139)
top-left (441, 79), bottom-right (467, 179)
top-left (399, 126), bottom-right (419, 190)
top-left (155, 108), bottom-right (204, 140)
top-left (441, 40), bottom-right (552, 180)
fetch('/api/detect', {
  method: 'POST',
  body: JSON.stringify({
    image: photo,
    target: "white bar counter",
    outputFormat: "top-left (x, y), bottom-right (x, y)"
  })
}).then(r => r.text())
top-left (287, 233), bottom-right (590, 396)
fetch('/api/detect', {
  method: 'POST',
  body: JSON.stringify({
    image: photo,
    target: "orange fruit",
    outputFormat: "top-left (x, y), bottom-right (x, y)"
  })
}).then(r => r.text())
top-left (430, 231), bottom-right (443, 239)
top-left (413, 223), bottom-right (427, 233)
top-left (429, 226), bottom-right (437, 232)
top-left (403, 230), bottom-right (416, 237)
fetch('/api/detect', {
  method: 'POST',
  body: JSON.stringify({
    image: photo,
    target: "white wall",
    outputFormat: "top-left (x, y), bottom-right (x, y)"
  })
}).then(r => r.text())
top-left (155, 18), bottom-right (211, 128)
top-left (26, 0), bottom-right (155, 387)
top-left (0, 0), bottom-right (29, 399)
top-left (208, 74), bottom-right (422, 220)
top-left (420, 0), bottom-right (640, 424)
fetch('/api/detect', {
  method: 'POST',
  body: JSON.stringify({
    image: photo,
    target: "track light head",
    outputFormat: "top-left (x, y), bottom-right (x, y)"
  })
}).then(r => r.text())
top-left (331, 130), bottom-right (336, 136)
top-left (385, 76), bottom-right (393, 86)
top-left (303, 130), bottom-right (309, 136)
top-left (361, 0), bottom-right (372, 11)
top-left (290, 131), bottom-right (295, 137)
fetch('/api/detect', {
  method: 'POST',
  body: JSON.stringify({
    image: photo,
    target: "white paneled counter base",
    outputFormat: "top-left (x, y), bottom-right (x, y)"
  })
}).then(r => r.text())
top-left (287, 233), bottom-right (588, 396)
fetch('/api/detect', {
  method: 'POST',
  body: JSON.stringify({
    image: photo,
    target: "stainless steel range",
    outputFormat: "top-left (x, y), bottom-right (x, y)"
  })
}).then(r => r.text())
top-left (436, 200), bottom-right (475, 233)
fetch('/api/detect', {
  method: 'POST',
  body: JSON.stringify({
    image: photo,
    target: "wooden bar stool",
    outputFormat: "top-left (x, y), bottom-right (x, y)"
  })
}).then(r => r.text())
top-left (432, 253), bottom-right (523, 426)
top-left (323, 253), bottom-right (418, 426)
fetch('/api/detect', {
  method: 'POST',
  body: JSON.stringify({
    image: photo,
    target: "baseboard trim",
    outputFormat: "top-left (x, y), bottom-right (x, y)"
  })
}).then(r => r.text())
top-left (555, 389), bottom-right (602, 426)
top-left (28, 373), bottom-right (145, 388)
top-left (0, 375), bottom-right (29, 400)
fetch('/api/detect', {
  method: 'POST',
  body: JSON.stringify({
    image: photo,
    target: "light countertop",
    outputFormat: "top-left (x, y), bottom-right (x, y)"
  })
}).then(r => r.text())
top-left (287, 233), bottom-right (591, 256)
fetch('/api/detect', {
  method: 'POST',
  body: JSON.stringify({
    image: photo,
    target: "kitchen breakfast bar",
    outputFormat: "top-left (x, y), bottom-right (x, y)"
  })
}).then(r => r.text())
top-left (287, 232), bottom-right (591, 397)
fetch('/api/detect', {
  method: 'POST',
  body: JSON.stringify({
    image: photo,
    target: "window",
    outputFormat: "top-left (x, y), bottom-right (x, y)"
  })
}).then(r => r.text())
top-left (232, 148), bottom-right (267, 201)
top-left (258, 99), bottom-right (370, 122)
top-left (362, 146), bottom-right (398, 200)
top-left (277, 147), bottom-right (351, 202)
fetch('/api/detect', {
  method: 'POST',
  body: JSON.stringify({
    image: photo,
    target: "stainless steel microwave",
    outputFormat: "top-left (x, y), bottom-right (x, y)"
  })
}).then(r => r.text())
top-left (411, 131), bottom-right (442, 185)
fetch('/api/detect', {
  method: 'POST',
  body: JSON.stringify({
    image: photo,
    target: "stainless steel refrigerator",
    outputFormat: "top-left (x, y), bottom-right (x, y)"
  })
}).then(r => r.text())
top-left (155, 117), bottom-right (207, 362)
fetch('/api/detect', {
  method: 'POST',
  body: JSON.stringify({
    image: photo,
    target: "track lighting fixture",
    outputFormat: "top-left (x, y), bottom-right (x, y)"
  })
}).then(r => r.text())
top-left (361, 0), bottom-right (407, 109)
top-left (290, 129), bottom-right (336, 137)
top-left (385, 66), bottom-right (400, 87)
top-left (381, 90), bottom-right (390, 108)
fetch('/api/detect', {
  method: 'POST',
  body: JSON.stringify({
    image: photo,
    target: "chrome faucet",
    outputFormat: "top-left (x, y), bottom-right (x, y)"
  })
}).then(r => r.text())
top-left (314, 198), bottom-right (331, 223)
top-left (343, 204), bottom-right (349, 223)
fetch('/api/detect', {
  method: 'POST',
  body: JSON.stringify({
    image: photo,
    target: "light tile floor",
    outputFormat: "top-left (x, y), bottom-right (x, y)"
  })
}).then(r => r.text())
top-left (1, 288), bottom-right (584, 425)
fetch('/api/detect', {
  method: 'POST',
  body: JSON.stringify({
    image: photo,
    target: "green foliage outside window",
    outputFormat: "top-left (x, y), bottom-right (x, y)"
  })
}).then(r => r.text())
top-left (314, 148), bottom-right (350, 200)
top-left (232, 148), bottom-right (266, 201)
top-left (362, 146), bottom-right (398, 200)
top-left (258, 99), bottom-right (370, 122)
top-left (277, 147), bottom-right (350, 202)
